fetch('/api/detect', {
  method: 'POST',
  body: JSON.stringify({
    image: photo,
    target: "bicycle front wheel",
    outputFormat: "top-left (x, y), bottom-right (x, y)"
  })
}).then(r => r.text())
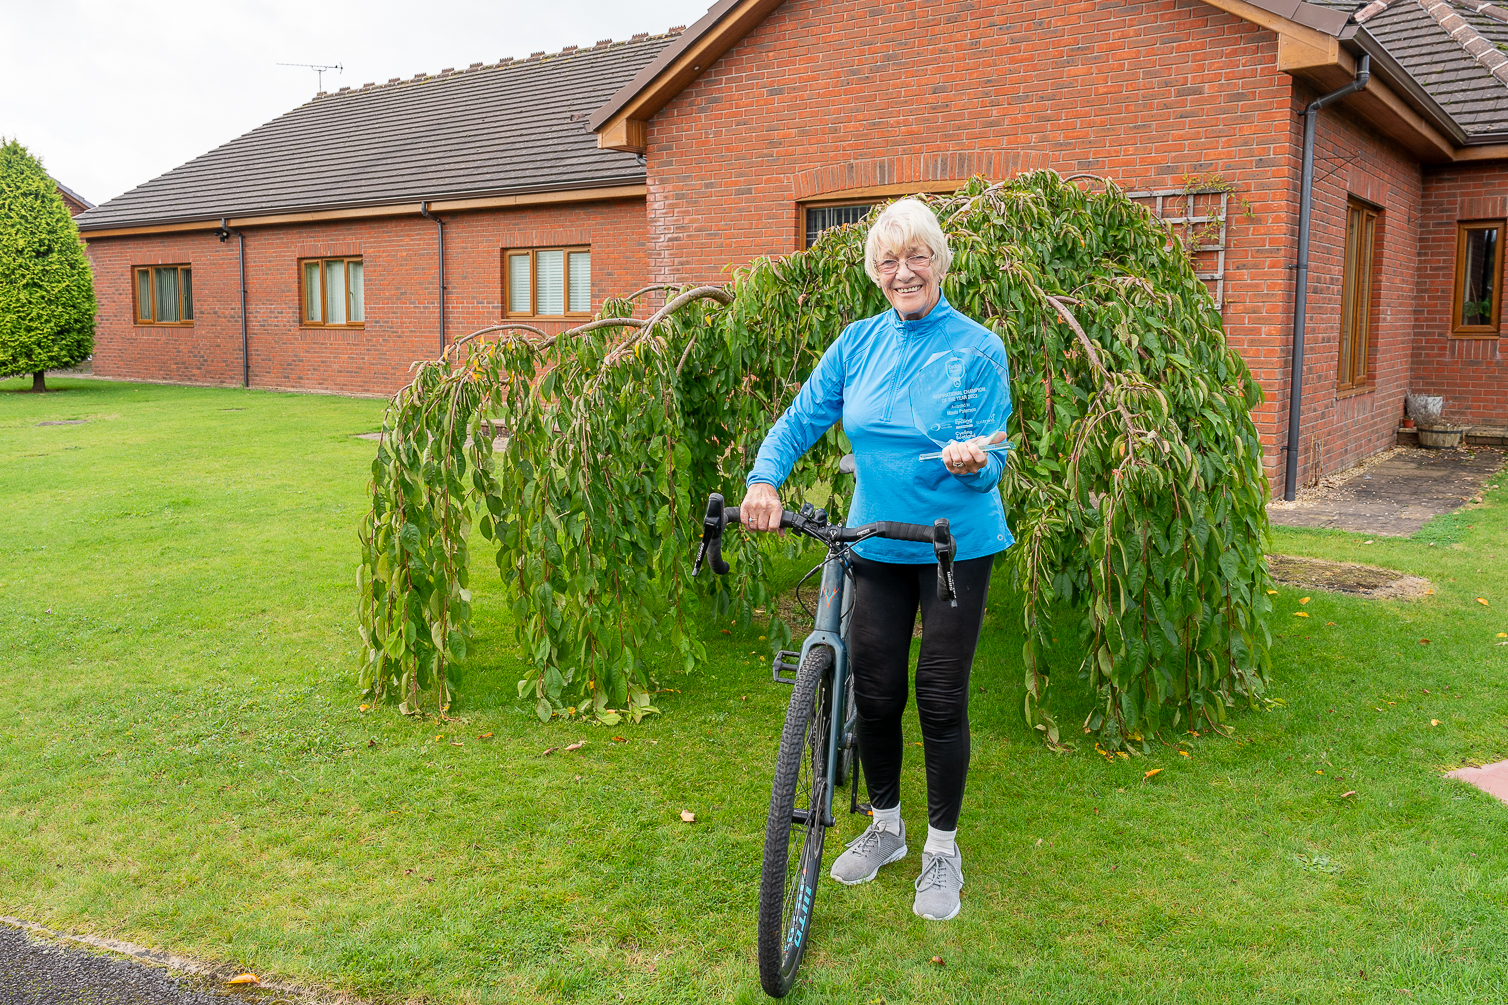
top-left (757, 645), bottom-right (834, 998)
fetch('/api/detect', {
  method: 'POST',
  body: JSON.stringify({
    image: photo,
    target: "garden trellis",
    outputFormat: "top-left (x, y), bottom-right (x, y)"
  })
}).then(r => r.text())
top-left (357, 171), bottom-right (1274, 749)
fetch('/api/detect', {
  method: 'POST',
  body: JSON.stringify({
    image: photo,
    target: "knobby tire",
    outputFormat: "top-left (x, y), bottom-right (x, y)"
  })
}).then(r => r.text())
top-left (757, 645), bottom-right (834, 998)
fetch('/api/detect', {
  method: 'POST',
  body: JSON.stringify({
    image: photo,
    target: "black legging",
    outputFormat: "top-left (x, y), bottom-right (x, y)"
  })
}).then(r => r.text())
top-left (847, 552), bottom-right (993, 831)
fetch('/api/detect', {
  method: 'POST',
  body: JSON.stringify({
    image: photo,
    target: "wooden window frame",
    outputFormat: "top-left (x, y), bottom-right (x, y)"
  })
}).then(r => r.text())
top-left (1451, 220), bottom-right (1504, 337)
top-left (131, 264), bottom-right (194, 326)
top-left (501, 246), bottom-right (592, 320)
top-left (298, 256), bottom-right (366, 329)
top-left (1337, 199), bottom-right (1379, 394)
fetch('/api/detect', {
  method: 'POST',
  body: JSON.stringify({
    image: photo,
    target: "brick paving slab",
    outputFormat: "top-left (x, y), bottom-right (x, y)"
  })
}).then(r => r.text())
top-left (1268, 447), bottom-right (1504, 536)
top-left (1445, 760), bottom-right (1508, 806)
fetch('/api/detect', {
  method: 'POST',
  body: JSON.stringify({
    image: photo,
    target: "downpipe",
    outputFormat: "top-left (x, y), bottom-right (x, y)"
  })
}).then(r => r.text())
top-left (1284, 54), bottom-right (1370, 501)
top-left (419, 202), bottom-right (446, 353)
top-left (219, 218), bottom-right (249, 388)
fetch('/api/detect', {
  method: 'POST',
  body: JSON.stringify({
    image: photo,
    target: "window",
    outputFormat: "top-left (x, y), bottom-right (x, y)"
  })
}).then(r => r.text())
top-left (300, 257), bottom-right (365, 326)
top-left (805, 204), bottom-right (872, 248)
top-left (1337, 200), bottom-right (1378, 391)
top-left (133, 265), bottom-right (193, 324)
top-left (503, 247), bottom-right (591, 318)
top-left (1453, 221), bottom-right (1503, 336)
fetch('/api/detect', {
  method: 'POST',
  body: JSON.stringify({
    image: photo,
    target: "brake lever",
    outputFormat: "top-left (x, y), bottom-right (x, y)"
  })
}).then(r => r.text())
top-left (693, 493), bottom-right (731, 576)
top-left (933, 518), bottom-right (957, 607)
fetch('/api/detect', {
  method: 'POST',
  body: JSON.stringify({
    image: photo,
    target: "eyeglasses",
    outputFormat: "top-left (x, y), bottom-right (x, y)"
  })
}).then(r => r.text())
top-left (876, 254), bottom-right (935, 276)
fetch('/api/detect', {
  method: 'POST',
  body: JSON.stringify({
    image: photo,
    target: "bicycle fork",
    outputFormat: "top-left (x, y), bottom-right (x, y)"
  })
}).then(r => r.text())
top-left (772, 554), bottom-right (855, 830)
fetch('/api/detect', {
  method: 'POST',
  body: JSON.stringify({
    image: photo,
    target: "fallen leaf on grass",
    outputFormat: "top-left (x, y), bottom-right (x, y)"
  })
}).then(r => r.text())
top-left (1178, 751), bottom-right (1191, 758)
top-left (542, 747), bottom-right (559, 756)
top-left (1364, 540), bottom-right (1374, 545)
top-left (1294, 612), bottom-right (1310, 618)
top-left (1143, 768), bottom-right (1163, 780)
top-left (1340, 790), bottom-right (1357, 799)
top-left (612, 736), bottom-right (627, 743)
top-left (1035, 837), bottom-right (1043, 847)
top-left (1266, 589), bottom-right (1278, 595)
top-left (479, 732), bottom-right (493, 739)
top-left (564, 741), bottom-right (587, 751)
top-left (226, 974), bottom-right (258, 985)
top-left (358, 704), bottom-right (369, 712)
top-left (680, 810), bottom-right (696, 823)
top-left (1419, 639), bottom-right (1431, 645)
top-left (1431, 720), bottom-right (1441, 727)
top-left (1477, 598), bottom-right (1490, 607)
top-left (719, 629), bottom-right (731, 634)
top-left (1300, 597), bottom-right (1311, 605)
top-left (930, 956), bottom-right (945, 966)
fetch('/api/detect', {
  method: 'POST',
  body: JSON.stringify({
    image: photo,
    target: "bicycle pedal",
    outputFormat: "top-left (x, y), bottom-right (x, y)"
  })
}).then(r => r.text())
top-left (853, 802), bottom-right (873, 817)
top-left (771, 651), bottom-right (800, 685)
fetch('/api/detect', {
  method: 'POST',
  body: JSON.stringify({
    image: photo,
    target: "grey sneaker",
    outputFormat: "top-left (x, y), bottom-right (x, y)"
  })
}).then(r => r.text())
top-left (912, 850), bottom-right (964, 920)
top-left (829, 820), bottom-right (908, 886)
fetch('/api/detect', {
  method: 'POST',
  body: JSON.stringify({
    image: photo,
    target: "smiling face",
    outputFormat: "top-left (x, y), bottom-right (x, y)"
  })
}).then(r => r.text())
top-left (879, 244), bottom-right (941, 320)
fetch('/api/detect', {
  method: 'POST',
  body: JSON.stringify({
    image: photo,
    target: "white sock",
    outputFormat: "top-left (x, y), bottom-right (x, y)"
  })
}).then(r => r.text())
top-left (924, 826), bottom-right (958, 857)
top-left (871, 804), bottom-right (902, 835)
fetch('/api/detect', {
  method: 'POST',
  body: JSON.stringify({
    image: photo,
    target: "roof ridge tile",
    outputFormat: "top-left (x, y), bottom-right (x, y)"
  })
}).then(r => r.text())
top-left (1421, 0), bottom-right (1508, 86)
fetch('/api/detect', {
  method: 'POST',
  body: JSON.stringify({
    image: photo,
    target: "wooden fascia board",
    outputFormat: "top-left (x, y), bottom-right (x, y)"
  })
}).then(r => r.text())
top-left (1454, 145), bottom-right (1508, 162)
top-left (78, 186), bottom-right (647, 239)
top-left (1346, 78), bottom-right (1456, 163)
top-left (1203, 0), bottom-right (1468, 165)
top-left (1200, 0), bottom-right (1344, 50)
top-left (594, 0), bottom-right (784, 153)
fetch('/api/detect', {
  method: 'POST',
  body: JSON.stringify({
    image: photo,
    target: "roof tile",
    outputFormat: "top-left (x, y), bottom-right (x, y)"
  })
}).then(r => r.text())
top-left (77, 35), bottom-right (674, 230)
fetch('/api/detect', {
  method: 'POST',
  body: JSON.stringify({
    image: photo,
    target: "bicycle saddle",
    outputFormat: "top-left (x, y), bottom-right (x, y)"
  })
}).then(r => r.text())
top-left (838, 453), bottom-right (856, 475)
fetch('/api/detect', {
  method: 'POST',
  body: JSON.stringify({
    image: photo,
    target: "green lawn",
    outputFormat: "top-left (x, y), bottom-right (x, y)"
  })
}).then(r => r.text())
top-left (2, 376), bottom-right (1507, 1004)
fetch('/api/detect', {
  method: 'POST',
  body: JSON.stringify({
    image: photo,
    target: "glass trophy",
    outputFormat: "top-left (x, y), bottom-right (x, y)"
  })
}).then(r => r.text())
top-left (908, 348), bottom-right (1012, 462)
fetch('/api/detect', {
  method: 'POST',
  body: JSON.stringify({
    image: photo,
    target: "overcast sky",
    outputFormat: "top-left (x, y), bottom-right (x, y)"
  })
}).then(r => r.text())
top-left (1, 0), bottom-right (710, 207)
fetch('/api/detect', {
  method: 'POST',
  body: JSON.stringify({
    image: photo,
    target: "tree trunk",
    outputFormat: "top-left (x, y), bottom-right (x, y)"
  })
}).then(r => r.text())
top-left (31, 371), bottom-right (46, 393)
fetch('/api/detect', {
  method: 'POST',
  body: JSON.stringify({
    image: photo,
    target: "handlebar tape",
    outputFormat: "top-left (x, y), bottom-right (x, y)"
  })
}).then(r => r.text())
top-left (869, 521), bottom-right (937, 543)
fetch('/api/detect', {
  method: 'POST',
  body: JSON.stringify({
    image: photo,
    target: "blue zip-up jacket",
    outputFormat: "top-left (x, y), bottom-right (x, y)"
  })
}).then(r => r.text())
top-left (746, 292), bottom-right (1013, 563)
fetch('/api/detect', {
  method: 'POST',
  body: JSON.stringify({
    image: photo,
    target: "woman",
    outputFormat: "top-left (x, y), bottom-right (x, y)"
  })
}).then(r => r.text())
top-left (741, 198), bottom-right (1011, 922)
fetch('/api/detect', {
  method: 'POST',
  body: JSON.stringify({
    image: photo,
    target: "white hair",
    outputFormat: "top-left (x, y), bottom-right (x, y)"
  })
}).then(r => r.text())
top-left (863, 198), bottom-right (952, 285)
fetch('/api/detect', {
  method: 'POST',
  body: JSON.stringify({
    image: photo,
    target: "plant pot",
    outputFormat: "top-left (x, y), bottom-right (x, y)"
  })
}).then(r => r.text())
top-left (1417, 425), bottom-right (1464, 449)
top-left (1402, 418), bottom-right (1415, 429)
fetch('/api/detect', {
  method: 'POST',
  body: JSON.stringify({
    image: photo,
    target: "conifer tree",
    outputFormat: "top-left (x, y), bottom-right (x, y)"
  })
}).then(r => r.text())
top-left (0, 139), bottom-right (96, 392)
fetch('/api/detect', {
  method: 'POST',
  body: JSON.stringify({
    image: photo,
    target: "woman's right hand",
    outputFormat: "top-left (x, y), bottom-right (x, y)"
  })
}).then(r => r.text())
top-left (740, 482), bottom-right (784, 533)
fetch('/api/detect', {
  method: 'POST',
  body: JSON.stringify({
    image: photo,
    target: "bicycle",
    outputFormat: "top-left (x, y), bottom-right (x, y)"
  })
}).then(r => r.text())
top-left (693, 476), bottom-right (957, 998)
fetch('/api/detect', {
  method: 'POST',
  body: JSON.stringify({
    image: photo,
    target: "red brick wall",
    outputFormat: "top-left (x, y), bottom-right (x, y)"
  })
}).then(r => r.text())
top-left (1412, 162), bottom-right (1508, 426)
top-left (85, 197), bottom-right (647, 397)
top-left (639, 0), bottom-right (1432, 486)
top-left (1281, 88), bottom-right (1424, 483)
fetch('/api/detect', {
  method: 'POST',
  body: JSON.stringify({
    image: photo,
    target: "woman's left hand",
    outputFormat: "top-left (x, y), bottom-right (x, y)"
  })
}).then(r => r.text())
top-left (940, 431), bottom-right (1007, 475)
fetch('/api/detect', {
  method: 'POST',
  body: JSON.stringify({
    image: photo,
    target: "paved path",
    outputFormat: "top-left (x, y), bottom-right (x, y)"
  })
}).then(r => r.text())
top-left (1268, 446), bottom-right (1504, 536)
top-left (0, 927), bottom-right (228, 1005)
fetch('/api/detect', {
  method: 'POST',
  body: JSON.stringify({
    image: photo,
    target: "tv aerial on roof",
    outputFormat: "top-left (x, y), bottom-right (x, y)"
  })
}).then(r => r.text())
top-left (277, 62), bottom-right (344, 91)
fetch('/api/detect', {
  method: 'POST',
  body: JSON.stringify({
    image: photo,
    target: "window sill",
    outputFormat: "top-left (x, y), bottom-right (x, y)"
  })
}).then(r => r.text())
top-left (300, 324), bottom-right (366, 330)
top-left (1448, 330), bottom-right (1502, 339)
top-left (503, 316), bottom-right (593, 322)
top-left (134, 322), bottom-right (194, 327)
top-left (1335, 383), bottom-right (1373, 399)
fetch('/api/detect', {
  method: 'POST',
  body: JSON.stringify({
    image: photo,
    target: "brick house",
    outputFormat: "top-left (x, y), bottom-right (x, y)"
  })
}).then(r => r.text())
top-left (52, 178), bottom-right (94, 217)
top-left (78, 1), bottom-right (1507, 495)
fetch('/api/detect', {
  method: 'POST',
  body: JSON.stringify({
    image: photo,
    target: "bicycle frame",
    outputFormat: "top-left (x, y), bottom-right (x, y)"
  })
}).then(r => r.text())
top-left (791, 551), bottom-right (852, 828)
